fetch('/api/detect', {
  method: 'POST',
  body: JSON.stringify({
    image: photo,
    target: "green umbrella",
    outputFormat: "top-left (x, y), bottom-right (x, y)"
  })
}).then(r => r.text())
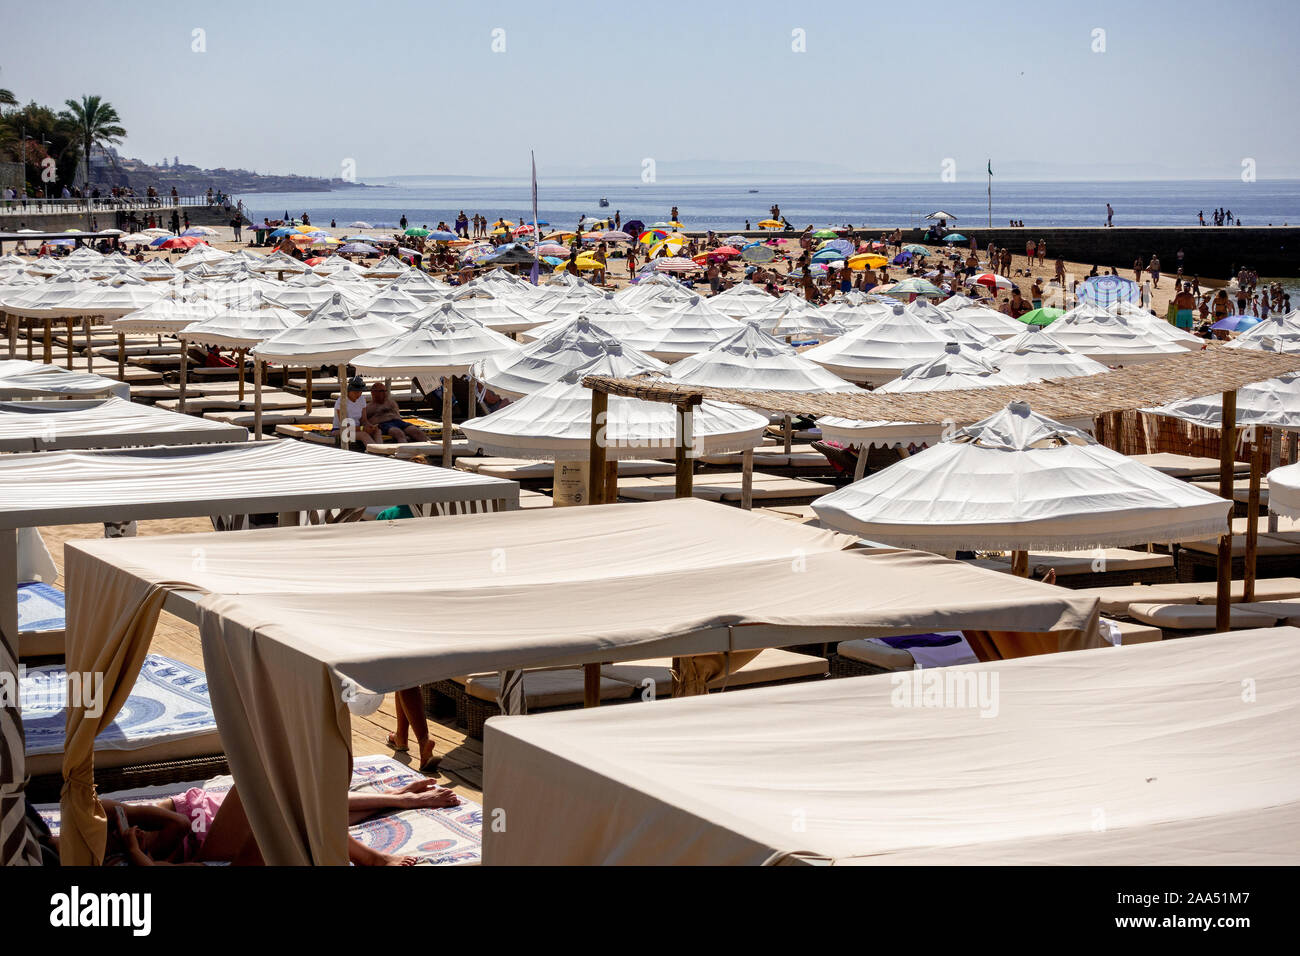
top-left (404, 227), bottom-right (430, 237)
top-left (882, 277), bottom-right (945, 297)
top-left (902, 244), bottom-right (930, 255)
top-left (1017, 307), bottom-right (1063, 327)
top-left (813, 229), bottom-right (839, 238)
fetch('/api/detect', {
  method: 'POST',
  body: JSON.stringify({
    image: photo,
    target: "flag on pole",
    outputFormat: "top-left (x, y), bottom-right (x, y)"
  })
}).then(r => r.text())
top-left (988, 160), bottom-right (992, 177)
top-left (529, 151), bottom-right (540, 286)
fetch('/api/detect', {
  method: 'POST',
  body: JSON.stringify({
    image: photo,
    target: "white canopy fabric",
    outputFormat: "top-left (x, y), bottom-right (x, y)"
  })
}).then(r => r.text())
top-left (816, 297), bottom-right (894, 330)
top-left (111, 298), bottom-right (220, 335)
top-left (1, 271), bottom-right (96, 317)
top-left (987, 330), bottom-right (1110, 384)
top-left (482, 628), bottom-right (1300, 865)
top-left (1267, 463), bottom-right (1300, 518)
top-left (179, 305), bottom-right (302, 348)
top-left (812, 402), bottom-right (1230, 551)
top-left (1044, 304), bottom-right (1196, 365)
top-left (707, 281), bottom-right (775, 320)
top-left (1227, 311), bottom-right (1300, 353)
top-left (60, 497), bottom-right (1101, 864)
top-left (252, 293), bottom-right (401, 364)
top-left (446, 287), bottom-right (546, 333)
top-left (352, 301), bottom-right (521, 377)
top-left (0, 360), bottom-right (129, 401)
top-left (461, 377), bottom-right (768, 460)
top-left (665, 323), bottom-right (862, 394)
top-left (251, 251), bottom-right (310, 275)
top-left (616, 295), bottom-right (740, 361)
top-left (61, 282), bottom-right (165, 318)
top-left (803, 304), bottom-right (955, 385)
top-left (748, 291), bottom-right (845, 340)
top-left (359, 287), bottom-right (427, 326)
top-left (0, 398), bottom-right (247, 452)
top-left (939, 304), bottom-right (1026, 339)
top-left (1150, 371), bottom-right (1300, 433)
top-left (876, 343), bottom-right (1019, 393)
top-left (520, 293), bottom-right (651, 344)
top-left (0, 439), bottom-right (518, 530)
top-left (905, 299), bottom-right (999, 349)
top-left (476, 316), bottom-right (665, 398)
top-left (261, 282), bottom-right (374, 316)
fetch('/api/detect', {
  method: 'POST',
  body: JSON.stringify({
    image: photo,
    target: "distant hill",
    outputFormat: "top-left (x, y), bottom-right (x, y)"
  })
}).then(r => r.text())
top-left (95, 149), bottom-right (371, 194)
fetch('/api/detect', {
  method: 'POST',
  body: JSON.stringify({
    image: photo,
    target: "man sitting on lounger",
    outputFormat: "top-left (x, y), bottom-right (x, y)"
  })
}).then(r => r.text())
top-left (365, 382), bottom-right (429, 443)
top-left (96, 778), bottom-right (459, 866)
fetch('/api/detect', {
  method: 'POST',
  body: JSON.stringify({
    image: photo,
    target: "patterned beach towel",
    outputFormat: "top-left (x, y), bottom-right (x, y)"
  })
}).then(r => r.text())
top-left (17, 581), bottom-right (65, 632)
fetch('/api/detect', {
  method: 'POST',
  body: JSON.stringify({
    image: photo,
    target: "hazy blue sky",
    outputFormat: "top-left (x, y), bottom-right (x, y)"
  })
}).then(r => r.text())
top-left (3, 0), bottom-right (1298, 182)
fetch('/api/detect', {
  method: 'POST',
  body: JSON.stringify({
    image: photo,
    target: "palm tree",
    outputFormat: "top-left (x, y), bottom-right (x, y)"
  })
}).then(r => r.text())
top-left (0, 89), bottom-right (16, 108)
top-left (61, 94), bottom-right (125, 189)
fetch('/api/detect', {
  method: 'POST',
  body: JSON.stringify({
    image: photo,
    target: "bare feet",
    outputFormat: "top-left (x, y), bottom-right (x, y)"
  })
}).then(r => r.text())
top-left (401, 787), bottom-right (460, 810)
top-left (417, 739), bottom-right (441, 771)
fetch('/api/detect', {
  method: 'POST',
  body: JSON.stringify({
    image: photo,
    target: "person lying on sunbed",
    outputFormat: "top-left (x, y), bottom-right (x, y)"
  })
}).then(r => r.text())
top-left (365, 381), bottom-right (429, 443)
top-left (98, 778), bottom-right (458, 866)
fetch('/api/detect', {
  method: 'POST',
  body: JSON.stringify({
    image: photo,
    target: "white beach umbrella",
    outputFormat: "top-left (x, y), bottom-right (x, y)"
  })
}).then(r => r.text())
top-left (362, 255), bottom-right (409, 279)
top-left (181, 305), bottom-right (302, 348)
top-left (461, 373), bottom-right (768, 461)
top-left (135, 258), bottom-right (181, 281)
top-left (448, 286), bottom-right (546, 333)
top-left (252, 292), bottom-right (401, 366)
top-left (708, 281), bottom-right (775, 320)
top-left (940, 304), bottom-right (1026, 339)
top-left (666, 322), bottom-right (861, 394)
top-left (112, 298), bottom-right (221, 334)
top-left (1266, 461), bottom-right (1300, 519)
top-left (905, 298), bottom-right (998, 349)
top-left (817, 295), bottom-right (894, 330)
top-left (175, 244), bottom-right (233, 271)
top-left (803, 303), bottom-right (955, 386)
top-left (361, 286), bottom-right (428, 326)
top-left (749, 291), bottom-right (845, 340)
top-left (476, 315), bottom-right (666, 398)
top-left (617, 294), bottom-right (739, 361)
top-left (812, 401), bottom-right (1231, 552)
top-left (1045, 303), bottom-right (1197, 364)
top-left (876, 342), bottom-right (1020, 393)
top-left (353, 301), bottom-right (521, 378)
top-left (1149, 371), bottom-right (1300, 433)
top-left (1227, 310), bottom-right (1300, 352)
top-left (987, 329), bottom-right (1110, 384)
top-left (251, 251), bottom-right (310, 275)
top-left (388, 269), bottom-right (453, 299)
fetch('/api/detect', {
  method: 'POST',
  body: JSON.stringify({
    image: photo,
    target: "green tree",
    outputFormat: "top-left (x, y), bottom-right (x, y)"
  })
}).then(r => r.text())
top-left (1, 102), bottom-right (82, 193)
top-left (60, 94), bottom-right (125, 189)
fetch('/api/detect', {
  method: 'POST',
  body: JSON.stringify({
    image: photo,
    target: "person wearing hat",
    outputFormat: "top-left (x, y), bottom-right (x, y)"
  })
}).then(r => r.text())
top-left (335, 375), bottom-right (378, 444)
top-left (365, 381), bottom-right (429, 443)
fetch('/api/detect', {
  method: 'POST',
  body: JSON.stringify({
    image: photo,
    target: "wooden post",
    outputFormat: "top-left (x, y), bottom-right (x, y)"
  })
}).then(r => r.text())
top-left (583, 662), bottom-right (601, 708)
top-left (441, 375), bottom-right (454, 467)
top-left (467, 372), bottom-right (477, 419)
top-left (675, 402), bottom-right (695, 499)
top-left (783, 413), bottom-right (793, 454)
top-left (178, 336), bottom-right (188, 414)
top-left (253, 360), bottom-right (264, 440)
top-left (5, 313), bottom-right (15, 360)
top-left (237, 349), bottom-right (246, 401)
top-left (1269, 428), bottom-right (1282, 533)
top-left (1243, 434), bottom-right (1264, 602)
top-left (605, 459), bottom-right (618, 505)
top-left (588, 388), bottom-right (608, 505)
top-left (337, 363), bottom-right (351, 449)
top-left (42, 319), bottom-right (51, 365)
top-left (116, 332), bottom-right (126, 381)
top-left (741, 447), bottom-right (754, 510)
top-left (853, 443), bottom-right (868, 481)
top-left (1215, 390), bottom-right (1237, 632)
top-left (26, 318), bottom-right (34, 360)
top-left (65, 318), bottom-right (74, 370)
top-left (84, 317), bottom-right (93, 372)
top-left (1011, 550), bottom-right (1029, 577)
top-left (304, 367), bottom-right (313, 414)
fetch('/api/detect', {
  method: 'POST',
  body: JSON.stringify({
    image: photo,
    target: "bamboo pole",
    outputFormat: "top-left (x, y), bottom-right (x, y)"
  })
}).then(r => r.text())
top-left (441, 375), bottom-right (454, 466)
top-left (588, 388), bottom-right (608, 505)
top-left (1215, 390), bottom-right (1238, 631)
top-left (1243, 435), bottom-right (1264, 602)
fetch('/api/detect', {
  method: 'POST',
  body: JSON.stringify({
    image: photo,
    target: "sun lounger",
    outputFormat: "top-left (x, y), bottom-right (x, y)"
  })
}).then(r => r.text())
top-left (1127, 602), bottom-right (1282, 631)
top-left (156, 394), bottom-right (308, 413)
top-left (699, 444), bottom-right (833, 473)
top-left (16, 581), bottom-right (66, 659)
top-left (23, 654), bottom-right (224, 798)
top-left (1071, 577), bottom-right (1300, 617)
top-left (981, 548), bottom-right (1176, 587)
top-left (616, 472), bottom-right (836, 505)
top-left (1128, 453), bottom-right (1250, 480)
top-left (600, 648), bottom-right (829, 697)
top-left (830, 631), bottom-right (977, 676)
top-left (455, 457), bottom-right (676, 481)
top-left (455, 668), bottom-right (636, 737)
top-left (1176, 534), bottom-right (1300, 580)
top-left (32, 755), bottom-right (483, 866)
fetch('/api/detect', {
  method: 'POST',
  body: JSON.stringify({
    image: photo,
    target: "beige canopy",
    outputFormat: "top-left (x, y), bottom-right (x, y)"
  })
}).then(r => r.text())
top-left (483, 627), bottom-right (1300, 865)
top-left (61, 499), bottom-right (1100, 865)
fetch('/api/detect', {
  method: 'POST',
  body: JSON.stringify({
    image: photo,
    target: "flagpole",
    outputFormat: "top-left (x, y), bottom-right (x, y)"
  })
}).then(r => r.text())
top-left (530, 151), bottom-right (541, 286)
top-left (987, 159), bottom-right (992, 229)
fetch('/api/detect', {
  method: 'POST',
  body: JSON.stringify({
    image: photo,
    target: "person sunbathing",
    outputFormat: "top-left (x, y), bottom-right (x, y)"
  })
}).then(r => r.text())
top-left (364, 382), bottom-right (429, 443)
top-left (102, 778), bottom-right (458, 866)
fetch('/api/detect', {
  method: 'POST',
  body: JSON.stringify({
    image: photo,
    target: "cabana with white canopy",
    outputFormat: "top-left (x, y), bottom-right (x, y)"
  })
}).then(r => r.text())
top-left (1043, 303), bottom-right (1197, 364)
top-left (0, 359), bottom-right (129, 401)
top-left (0, 438), bottom-right (517, 660)
top-left (0, 397), bottom-right (246, 452)
top-left (178, 304), bottom-right (302, 402)
top-left (482, 628), bottom-right (1300, 865)
top-left (54, 497), bottom-right (1101, 865)
top-left (802, 303), bottom-right (957, 386)
top-left (987, 329), bottom-right (1110, 383)
top-left (811, 402), bottom-right (1230, 571)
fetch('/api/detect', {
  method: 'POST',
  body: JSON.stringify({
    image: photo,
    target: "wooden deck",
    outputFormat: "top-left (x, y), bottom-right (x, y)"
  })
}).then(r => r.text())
top-left (38, 518), bottom-right (485, 804)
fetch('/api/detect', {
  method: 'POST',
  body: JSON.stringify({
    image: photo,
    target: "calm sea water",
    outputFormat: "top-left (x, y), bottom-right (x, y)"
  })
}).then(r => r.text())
top-left (241, 178), bottom-right (1300, 232)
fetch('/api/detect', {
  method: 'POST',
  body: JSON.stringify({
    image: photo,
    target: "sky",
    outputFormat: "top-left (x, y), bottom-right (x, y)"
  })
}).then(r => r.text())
top-left (3, 0), bottom-right (1299, 183)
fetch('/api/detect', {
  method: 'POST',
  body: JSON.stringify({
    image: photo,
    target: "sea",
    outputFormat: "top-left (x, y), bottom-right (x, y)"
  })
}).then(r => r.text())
top-left (239, 178), bottom-right (1300, 233)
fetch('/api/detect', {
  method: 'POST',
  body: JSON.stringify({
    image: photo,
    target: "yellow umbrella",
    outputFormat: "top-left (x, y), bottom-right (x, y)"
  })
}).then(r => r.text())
top-left (758, 219), bottom-right (783, 229)
top-left (492, 219), bottom-right (515, 228)
top-left (544, 230), bottom-right (575, 241)
top-left (847, 253), bottom-right (889, 270)
top-left (491, 227), bottom-right (510, 235)
top-left (295, 226), bottom-right (319, 234)
top-left (553, 255), bottom-right (604, 272)
top-left (647, 235), bottom-right (686, 258)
